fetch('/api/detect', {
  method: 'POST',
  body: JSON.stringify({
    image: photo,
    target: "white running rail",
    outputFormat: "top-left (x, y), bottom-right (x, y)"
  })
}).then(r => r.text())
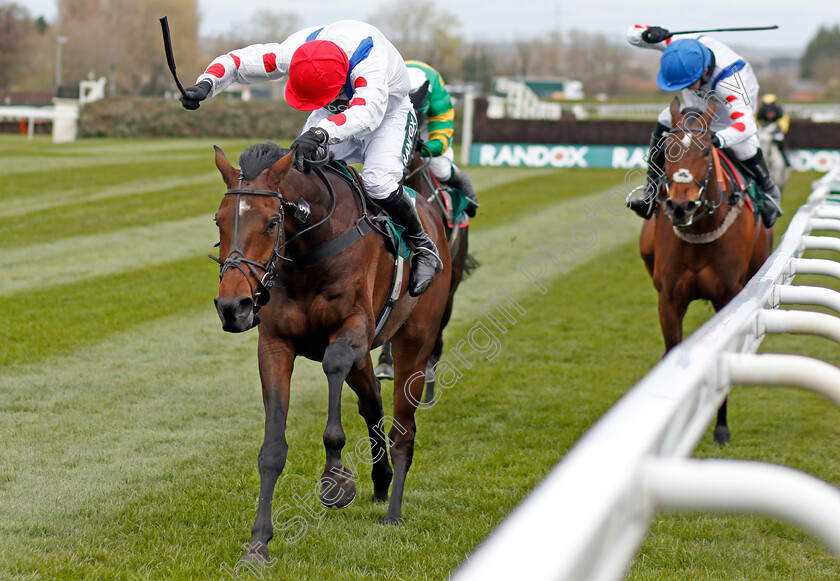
top-left (451, 166), bottom-right (840, 581)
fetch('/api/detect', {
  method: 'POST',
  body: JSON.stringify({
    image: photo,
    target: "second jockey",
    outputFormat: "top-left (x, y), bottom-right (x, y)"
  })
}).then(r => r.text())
top-left (405, 60), bottom-right (479, 217)
top-left (626, 25), bottom-right (783, 228)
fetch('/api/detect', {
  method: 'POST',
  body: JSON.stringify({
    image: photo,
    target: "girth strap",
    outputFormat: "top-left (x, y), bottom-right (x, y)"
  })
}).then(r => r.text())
top-left (287, 214), bottom-right (375, 268)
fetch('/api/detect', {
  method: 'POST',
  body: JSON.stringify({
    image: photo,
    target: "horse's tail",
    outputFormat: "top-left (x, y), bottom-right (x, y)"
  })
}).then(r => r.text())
top-left (463, 253), bottom-right (480, 278)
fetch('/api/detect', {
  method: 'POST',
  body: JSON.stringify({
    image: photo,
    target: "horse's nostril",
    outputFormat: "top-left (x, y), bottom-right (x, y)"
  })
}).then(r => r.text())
top-left (234, 296), bottom-right (254, 316)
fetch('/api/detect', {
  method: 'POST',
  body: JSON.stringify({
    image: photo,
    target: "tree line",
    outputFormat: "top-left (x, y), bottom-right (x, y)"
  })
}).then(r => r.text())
top-left (2, 0), bottom-right (839, 101)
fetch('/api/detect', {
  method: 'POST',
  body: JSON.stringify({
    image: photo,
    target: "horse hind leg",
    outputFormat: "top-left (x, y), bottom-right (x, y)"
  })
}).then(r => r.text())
top-left (424, 336), bottom-right (443, 404)
top-left (384, 334), bottom-right (437, 525)
top-left (714, 400), bottom-right (731, 445)
top-left (374, 342), bottom-right (394, 381)
top-left (346, 357), bottom-right (394, 503)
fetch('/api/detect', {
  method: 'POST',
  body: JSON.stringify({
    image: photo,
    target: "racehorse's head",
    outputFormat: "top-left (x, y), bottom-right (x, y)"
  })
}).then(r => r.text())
top-left (662, 96), bottom-right (717, 227)
top-left (212, 143), bottom-right (297, 333)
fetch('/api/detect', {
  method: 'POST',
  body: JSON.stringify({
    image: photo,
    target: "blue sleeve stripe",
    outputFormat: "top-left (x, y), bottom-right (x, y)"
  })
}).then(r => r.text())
top-left (345, 36), bottom-right (374, 99)
top-left (712, 59), bottom-right (746, 90)
top-left (305, 27), bottom-right (324, 42)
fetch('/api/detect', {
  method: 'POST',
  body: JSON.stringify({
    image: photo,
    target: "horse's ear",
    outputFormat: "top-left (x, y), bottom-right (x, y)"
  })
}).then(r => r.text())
top-left (670, 96), bottom-right (681, 121)
top-left (704, 97), bottom-right (717, 120)
top-left (214, 146), bottom-right (239, 188)
top-left (266, 150), bottom-right (295, 187)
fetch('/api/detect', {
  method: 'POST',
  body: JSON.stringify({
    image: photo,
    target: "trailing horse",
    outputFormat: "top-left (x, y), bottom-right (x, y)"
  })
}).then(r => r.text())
top-left (375, 93), bottom-right (478, 402)
top-left (211, 142), bottom-right (452, 560)
top-left (375, 145), bottom-right (477, 401)
top-left (639, 96), bottom-right (773, 444)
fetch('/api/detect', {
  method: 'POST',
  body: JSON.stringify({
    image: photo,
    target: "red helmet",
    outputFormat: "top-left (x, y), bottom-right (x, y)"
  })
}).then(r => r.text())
top-left (285, 40), bottom-right (349, 111)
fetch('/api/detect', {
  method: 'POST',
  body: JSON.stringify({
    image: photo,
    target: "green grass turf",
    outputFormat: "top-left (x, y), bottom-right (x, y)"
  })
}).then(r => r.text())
top-left (2, 135), bottom-right (838, 579)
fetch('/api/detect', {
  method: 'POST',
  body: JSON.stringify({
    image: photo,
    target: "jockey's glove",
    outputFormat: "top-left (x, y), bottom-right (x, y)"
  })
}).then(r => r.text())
top-left (711, 133), bottom-right (723, 148)
top-left (292, 128), bottom-right (329, 172)
top-left (179, 81), bottom-right (212, 110)
top-left (641, 26), bottom-right (671, 44)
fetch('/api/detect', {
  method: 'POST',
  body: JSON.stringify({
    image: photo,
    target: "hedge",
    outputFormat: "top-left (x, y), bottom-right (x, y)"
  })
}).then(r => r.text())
top-left (78, 97), bottom-right (310, 140)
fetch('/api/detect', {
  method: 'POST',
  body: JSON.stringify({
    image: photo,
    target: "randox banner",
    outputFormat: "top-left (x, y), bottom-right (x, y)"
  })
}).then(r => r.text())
top-left (471, 143), bottom-right (840, 172)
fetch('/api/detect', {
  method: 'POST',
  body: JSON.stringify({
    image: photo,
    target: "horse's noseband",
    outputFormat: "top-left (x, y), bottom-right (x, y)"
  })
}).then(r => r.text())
top-left (663, 128), bottom-right (720, 225)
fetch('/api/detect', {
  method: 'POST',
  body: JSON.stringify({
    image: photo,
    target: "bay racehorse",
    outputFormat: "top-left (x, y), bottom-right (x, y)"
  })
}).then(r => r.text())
top-left (211, 142), bottom-right (451, 560)
top-left (640, 96), bottom-right (773, 444)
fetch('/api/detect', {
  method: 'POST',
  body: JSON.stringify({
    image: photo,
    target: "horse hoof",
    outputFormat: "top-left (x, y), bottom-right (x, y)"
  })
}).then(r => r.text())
top-left (242, 542), bottom-right (270, 563)
top-left (372, 490), bottom-right (389, 503)
top-left (714, 426), bottom-right (731, 446)
top-left (374, 363), bottom-right (394, 380)
top-left (320, 473), bottom-right (356, 508)
top-left (382, 515), bottom-right (404, 525)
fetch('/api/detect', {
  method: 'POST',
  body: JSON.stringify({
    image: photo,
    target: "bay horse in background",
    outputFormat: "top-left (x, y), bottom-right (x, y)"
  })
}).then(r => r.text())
top-left (640, 96), bottom-right (773, 444)
top-left (211, 142), bottom-right (451, 561)
top-left (375, 91), bottom-right (477, 404)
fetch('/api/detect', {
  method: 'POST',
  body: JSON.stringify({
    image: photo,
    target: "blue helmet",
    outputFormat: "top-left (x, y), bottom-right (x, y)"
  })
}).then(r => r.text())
top-left (657, 39), bottom-right (713, 91)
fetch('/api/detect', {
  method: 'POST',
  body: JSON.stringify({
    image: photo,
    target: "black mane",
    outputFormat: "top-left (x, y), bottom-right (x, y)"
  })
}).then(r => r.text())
top-left (238, 142), bottom-right (292, 181)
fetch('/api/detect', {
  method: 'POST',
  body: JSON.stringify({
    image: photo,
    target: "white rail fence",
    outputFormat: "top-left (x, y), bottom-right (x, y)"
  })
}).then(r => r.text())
top-left (451, 166), bottom-right (840, 581)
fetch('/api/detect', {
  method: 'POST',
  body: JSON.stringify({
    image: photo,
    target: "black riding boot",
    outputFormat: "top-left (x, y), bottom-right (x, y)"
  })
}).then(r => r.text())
top-left (627, 122), bottom-right (669, 220)
top-left (379, 186), bottom-right (443, 297)
top-left (444, 166), bottom-right (479, 217)
top-left (742, 149), bottom-right (783, 228)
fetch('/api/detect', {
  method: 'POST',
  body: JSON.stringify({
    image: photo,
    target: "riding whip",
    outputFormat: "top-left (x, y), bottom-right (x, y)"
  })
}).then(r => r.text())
top-left (159, 16), bottom-right (188, 99)
top-left (665, 25), bottom-right (778, 39)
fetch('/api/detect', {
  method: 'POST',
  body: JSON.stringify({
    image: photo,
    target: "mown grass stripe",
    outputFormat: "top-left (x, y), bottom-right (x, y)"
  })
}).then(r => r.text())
top-left (0, 137), bottom-right (252, 176)
top-left (0, 183), bottom-right (219, 250)
top-left (1, 215), bottom-right (217, 297)
top-left (0, 254), bottom-right (218, 367)
top-left (0, 172), bottom-right (220, 219)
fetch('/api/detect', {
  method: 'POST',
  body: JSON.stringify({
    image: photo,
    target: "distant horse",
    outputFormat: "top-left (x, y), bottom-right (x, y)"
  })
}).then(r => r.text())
top-left (758, 121), bottom-right (791, 193)
top-left (211, 142), bottom-right (452, 560)
top-left (639, 96), bottom-right (773, 444)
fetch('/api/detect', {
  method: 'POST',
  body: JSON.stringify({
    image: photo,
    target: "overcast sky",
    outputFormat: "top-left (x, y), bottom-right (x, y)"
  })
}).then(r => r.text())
top-left (24, 0), bottom-right (835, 52)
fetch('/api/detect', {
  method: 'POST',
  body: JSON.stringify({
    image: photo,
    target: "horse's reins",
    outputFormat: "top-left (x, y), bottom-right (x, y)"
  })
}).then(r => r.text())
top-left (664, 128), bottom-right (748, 243)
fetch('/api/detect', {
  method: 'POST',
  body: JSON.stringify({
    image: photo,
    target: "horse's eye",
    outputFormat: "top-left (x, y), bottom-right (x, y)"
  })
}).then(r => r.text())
top-left (213, 217), bottom-right (220, 227)
top-left (266, 218), bottom-right (280, 233)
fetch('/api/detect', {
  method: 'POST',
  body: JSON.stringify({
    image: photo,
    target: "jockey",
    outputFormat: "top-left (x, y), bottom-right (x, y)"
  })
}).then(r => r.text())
top-left (626, 25), bottom-right (783, 228)
top-left (179, 20), bottom-right (442, 297)
top-left (405, 60), bottom-right (479, 217)
top-left (756, 93), bottom-right (791, 167)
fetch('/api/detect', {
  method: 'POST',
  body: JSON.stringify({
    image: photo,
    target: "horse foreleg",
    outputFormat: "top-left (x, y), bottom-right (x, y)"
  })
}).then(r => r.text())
top-left (658, 292), bottom-right (687, 353)
top-left (346, 358), bottom-right (394, 502)
top-left (714, 399), bottom-right (731, 445)
top-left (245, 342), bottom-right (294, 562)
top-left (319, 335), bottom-right (360, 509)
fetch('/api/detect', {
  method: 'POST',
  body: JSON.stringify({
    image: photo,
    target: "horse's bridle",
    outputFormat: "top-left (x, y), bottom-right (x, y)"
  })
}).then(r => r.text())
top-left (210, 152), bottom-right (334, 313)
top-left (662, 127), bottom-right (723, 225)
